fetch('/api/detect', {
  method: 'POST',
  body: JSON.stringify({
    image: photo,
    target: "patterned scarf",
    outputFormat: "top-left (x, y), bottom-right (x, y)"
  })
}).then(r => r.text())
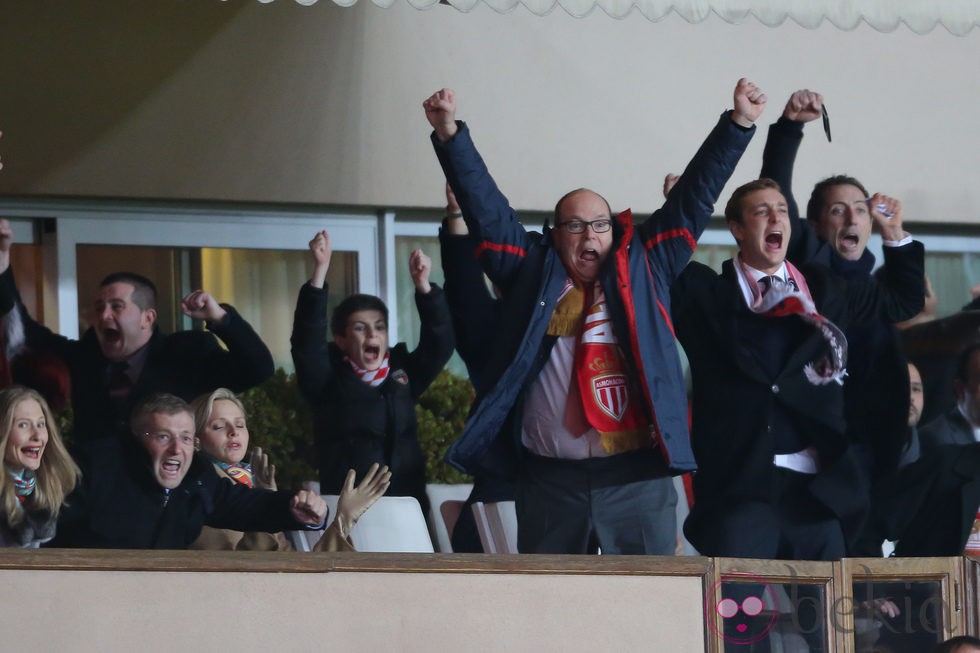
top-left (8, 467), bottom-right (37, 504)
top-left (346, 351), bottom-right (391, 388)
top-left (733, 257), bottom-right (848, 386)
top-left (211, 458), bottom-right (254, 488)
top-left (549, 280), bottom-right (648, 454)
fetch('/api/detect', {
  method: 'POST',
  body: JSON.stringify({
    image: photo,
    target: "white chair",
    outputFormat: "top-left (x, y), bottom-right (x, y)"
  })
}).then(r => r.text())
top-left (425, 483), bottom-right (474, 552)
top-left (302, 495), bottom-right (434, 553)
top-left (472, 500), bottom-right (518, 553)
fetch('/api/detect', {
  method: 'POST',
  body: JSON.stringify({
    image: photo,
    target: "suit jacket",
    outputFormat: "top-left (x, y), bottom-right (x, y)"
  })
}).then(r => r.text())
top-left (761, 116), bottom-right (911, 477)
top-left (877, 443), bottom-right (980, 557)
top-left (919, 408), bottom-right (976, 454)
top-left (0, 267), bottom-right (274, 443)
top-left (671, 242), bottom-right (924, 553)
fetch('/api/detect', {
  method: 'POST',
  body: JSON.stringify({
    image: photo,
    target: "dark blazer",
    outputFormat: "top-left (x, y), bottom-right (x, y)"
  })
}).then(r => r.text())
top-left (920, 408), bottom-right (976, 454)
top-left (0, 268), bottom-right (275, 443)
top-left (49, 437), bottom-right (301, 549)
top-left (877, 443), bottom-right (980, 557)
top-left (672, 242), bottom-right (925, 554)
top-left (762, 116), bottom-right (911, 477)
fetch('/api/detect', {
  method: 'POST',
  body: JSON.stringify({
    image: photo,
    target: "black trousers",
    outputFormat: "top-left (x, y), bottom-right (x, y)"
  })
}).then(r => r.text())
top-left (697, 466), bottom-right (846, 561)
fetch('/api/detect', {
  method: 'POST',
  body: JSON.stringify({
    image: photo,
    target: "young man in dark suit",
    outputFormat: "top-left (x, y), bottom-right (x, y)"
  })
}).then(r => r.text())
top-left (671, 178), bottom-right (924, 560)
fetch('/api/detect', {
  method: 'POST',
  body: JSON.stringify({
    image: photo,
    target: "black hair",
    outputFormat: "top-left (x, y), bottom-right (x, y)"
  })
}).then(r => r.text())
top-left (805, 175), bottom-right (869, 223)
top-left (130, 392), bottom-right (193, 436)
top-left (330, 294), bottom-right (389, 337)
top-left (955, 342), bottom-right (980, 383)
top-left (724, 178), bottom-right (782, 224)
top-left (100, 272), bottom-right (157, 311)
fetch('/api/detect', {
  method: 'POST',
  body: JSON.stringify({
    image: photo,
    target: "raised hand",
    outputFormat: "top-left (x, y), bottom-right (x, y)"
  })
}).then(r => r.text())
top-left (250, 446), bottom-right (277, 491)
top-left (409, 248), bottom-right (433, 294)
top-left (308, 230), bottom-right (331, 288)
top-left (782, 89), bottom-right (824, 123)
top-left (333, 462), bottom-right (392, 538)
top-left (180, 289), bottom-right (228, 323)
top-left (732, 78), bottom-right (767, 128)
top-left (867, 192), bottom-right (905, 242)
top-left (662, 173), bottom-right (680, 200)
top-left (423, 88), bottom-right (458, 142)
top-left (290, 490), bottom-right (328, 527)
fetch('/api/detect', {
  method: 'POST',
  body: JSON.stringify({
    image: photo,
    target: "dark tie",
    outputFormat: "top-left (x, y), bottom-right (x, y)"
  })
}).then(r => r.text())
top-left (108, 361), bottom-right (132, 408)
top-left (759, 276), bottom-right (797, 295)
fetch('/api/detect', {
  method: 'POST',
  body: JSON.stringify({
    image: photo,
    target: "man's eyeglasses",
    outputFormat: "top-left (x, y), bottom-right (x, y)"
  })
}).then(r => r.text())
top-left (555, 218), bottom-right (612, 234)
top-left (143, 431), bottom-right (195, 447)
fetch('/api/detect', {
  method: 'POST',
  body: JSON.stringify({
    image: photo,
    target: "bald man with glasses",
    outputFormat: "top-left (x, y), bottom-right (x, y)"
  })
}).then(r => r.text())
top-left (423, 79), bottom-right (766, 554)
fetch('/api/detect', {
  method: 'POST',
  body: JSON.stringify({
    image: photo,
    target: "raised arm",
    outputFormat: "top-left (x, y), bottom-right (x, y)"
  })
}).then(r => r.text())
top-left (308, 230), bottom-right (331, 289)
top-left (409, 248), bottom-right (433, 295)
top-left (178, 287), bottom-right (274, 392)
top-left (405, 248), bottom-right (454, 399)
top-left (291, 230), bottom-right (336, 403)
top-left (842, 194), bottom-right (924, 324)
top-left (0, 217), bottom-right (11, 277)
top-left (0, 219), bottom-right (78, 360)
top-left (423, 88), bottom-right (459, 143)
top-left (425, 88), bottom-right (533, 288)
top-left (440, 182), bottom-right (499, 392)
top-left (761, 89), bottom-right (829, 265)
top-left (761, 89), bottom-right (823, 221)
top-left (638, 78), bottom-right (763, 282)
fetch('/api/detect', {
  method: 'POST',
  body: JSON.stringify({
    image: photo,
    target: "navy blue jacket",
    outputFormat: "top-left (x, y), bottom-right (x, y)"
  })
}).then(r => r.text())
top-left (431, 113), bottom-right (755, 476)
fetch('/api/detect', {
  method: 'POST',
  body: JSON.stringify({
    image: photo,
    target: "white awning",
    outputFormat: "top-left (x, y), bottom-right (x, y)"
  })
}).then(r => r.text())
top-left (272, 0), bottom-right (979, 35)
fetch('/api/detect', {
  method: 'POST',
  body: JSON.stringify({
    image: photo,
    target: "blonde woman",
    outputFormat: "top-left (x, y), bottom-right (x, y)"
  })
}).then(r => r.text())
top-left (0, 385), bottom-right (80, 547)
top-left (190, 388), bottom-right (390, 551)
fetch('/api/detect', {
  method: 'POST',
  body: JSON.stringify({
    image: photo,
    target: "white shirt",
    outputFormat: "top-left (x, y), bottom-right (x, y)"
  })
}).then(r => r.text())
top-left (521, 335), bottom-right (612, 460)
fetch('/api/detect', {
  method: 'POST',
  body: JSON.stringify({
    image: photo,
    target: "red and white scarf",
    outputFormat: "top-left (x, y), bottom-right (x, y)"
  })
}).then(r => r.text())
top-left (733, 257), bottom-right (848, 386)
top-left (551, 280), bottom-right (648, 454)
top-left (346, 352), bottom-right (391, 387)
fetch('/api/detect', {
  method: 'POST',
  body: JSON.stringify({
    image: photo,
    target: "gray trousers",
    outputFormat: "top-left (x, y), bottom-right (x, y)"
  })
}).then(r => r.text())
top-left (516, 448), bottom-right (677, 555)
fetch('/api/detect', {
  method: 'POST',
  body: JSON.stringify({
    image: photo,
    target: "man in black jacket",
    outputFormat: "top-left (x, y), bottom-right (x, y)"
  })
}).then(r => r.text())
top-left (49, 393), bottom-right (326, 549)
top-left (672, 178), bottom-right (923, 560)
top-left (0, 219), bottom-right (274, 444)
